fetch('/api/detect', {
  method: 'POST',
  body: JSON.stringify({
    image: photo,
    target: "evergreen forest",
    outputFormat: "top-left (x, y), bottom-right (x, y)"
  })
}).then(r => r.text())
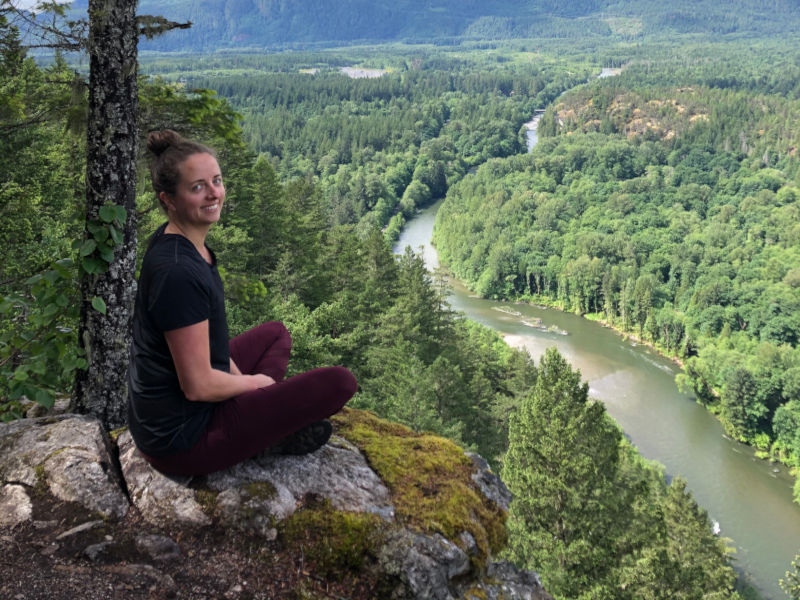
top-left (434, 41), bottom-right (800, 508)
top-left (3, 3), bottom-right (800, 598)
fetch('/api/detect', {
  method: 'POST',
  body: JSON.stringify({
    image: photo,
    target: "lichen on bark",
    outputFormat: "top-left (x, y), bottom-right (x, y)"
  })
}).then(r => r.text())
top-left (72, 0), bottom-right (139, 431)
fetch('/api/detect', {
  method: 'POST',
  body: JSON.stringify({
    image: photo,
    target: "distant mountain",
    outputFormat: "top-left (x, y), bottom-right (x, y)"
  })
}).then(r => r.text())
top-left (69, 0), bottom-right (800, 51)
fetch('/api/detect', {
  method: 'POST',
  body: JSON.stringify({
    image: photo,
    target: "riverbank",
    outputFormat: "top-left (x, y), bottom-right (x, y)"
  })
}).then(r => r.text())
top-left (511, 292), bottom-right (688, 368)
top-left (460, 284), bottom-right (799, 491)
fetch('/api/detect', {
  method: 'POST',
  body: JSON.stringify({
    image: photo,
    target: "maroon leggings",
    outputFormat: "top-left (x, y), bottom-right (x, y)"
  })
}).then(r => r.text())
top-left (143, 321), bottom-right (357, 476)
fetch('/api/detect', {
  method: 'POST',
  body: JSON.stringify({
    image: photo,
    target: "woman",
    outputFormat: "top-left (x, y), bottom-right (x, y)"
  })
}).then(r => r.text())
top-left (128, 130), bottom-right (357, 476)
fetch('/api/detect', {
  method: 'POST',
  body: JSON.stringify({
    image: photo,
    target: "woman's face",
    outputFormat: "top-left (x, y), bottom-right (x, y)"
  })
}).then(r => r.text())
top-left (162, 152), bottom-right (225, 229)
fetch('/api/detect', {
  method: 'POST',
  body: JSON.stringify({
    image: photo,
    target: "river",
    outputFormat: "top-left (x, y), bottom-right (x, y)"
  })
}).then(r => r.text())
top-left (393, 117), bottom-right (800, 599)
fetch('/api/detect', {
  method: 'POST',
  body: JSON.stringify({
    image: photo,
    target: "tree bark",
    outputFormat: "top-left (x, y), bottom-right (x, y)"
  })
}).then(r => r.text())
top-left (72, 0), bottom-right (139, 430)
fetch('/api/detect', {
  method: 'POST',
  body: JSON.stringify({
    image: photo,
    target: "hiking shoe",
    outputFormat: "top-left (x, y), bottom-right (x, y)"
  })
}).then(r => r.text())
top-left (270, 420), bottom-right (332, 455)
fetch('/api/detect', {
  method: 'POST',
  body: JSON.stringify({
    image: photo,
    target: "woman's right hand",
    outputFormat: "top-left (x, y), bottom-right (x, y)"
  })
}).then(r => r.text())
top-left (251, 374), bottom-right (276, 389)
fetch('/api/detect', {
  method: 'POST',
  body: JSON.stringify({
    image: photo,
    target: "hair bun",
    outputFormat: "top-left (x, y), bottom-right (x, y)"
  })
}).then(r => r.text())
top-left (146, 129), bottom-right (185, 157)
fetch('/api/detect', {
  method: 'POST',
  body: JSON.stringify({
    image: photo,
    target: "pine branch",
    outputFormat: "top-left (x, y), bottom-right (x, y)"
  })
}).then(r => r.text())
top-left (137, 15), bottom-right (191, 40)
top-left (2, 0), bottom-right (86, 51)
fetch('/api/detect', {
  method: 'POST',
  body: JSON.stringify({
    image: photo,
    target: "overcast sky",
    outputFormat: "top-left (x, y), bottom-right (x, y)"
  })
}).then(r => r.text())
top-left (11, 1), bottom-right (47, 11)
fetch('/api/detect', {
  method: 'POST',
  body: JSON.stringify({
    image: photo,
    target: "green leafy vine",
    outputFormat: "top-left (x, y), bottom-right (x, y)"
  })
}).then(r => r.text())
top-left (0, 204), bottom-right (126, 420)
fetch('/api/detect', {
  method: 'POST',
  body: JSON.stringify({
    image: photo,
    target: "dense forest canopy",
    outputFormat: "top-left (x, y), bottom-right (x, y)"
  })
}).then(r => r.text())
top-left (138, 48), bottom-right (591, 241)
top-left (434, 46), bottom-right (800, 510)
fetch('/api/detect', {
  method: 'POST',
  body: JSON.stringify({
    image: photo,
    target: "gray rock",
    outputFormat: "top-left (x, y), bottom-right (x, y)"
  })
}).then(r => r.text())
top-left (23, 396), bottom-right (71, 418)
top-left (458, 531), bottom-right (478, 556)
top-left (84, 540), bottom-right (113, 560)
top-left (117, 431), bottom-right (211, 527)
top-left (379, 529), bottom-right (470, 600)
top-left (214, 484), bottom-right (289, 538)
top-left (0, 415), bottom-right (128, 519)
top-left (1, 414), bottom-right (552, 600)
top-left (460, 560), bottom-right (553, 600)
top-left (203, 434), bottom-right (395, 528)
top-left (0, 484), bottom-right (32, 527)
top-left (135, 534), bottom-right (182, 562)
top-left (466, 452), bottom-right (512, 512)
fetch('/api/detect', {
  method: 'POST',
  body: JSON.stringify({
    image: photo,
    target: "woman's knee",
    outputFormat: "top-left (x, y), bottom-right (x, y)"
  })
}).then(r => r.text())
top-left (325, 366), bottom-right (358, 402)
top-left (259, 321), bottom-right (292, 348)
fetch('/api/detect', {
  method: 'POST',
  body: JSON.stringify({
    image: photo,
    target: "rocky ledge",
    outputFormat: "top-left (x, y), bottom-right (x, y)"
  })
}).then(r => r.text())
top-left (0, 407), bottom-right (550, 600)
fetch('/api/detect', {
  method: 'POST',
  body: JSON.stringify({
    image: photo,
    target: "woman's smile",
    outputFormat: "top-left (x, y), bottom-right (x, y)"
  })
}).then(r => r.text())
top-left (163, 152), bottom-right (226, 230)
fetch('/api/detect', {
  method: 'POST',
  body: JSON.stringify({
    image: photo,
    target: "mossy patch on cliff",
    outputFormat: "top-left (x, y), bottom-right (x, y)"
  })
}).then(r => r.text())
top-left (194, 488), bottom-right (219, 516)
top-left (332, 407), bottom-right (506, 563)
top-left (279, 497), bottom-right (385, 579)
top-left (243, 480), bottom-right (277, 500)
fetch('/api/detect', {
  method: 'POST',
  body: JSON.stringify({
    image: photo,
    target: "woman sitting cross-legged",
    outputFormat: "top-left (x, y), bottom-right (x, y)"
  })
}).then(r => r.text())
top-left (127, 129), bottom-right (357, 476)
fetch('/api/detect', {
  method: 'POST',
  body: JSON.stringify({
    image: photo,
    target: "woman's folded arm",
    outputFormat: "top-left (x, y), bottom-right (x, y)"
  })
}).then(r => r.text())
top-left (165, 320), bottom-right (274, 402)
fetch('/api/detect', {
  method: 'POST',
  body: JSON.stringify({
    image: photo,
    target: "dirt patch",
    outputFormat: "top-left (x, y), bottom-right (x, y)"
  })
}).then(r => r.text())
top-left (1, 493), bottom-right (383, 600)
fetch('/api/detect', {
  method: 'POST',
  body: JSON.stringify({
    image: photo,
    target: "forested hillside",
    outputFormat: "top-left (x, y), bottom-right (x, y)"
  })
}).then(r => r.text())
top-left (55, 0), bottom-right (800, 51)
top-left (141, 49), bottom-right (590, 240)
top-left (434, 48), bottom-right (800, 507)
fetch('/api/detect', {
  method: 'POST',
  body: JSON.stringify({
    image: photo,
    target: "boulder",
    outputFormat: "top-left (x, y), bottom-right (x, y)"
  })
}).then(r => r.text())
top-left (0, 484), bottom-right (32, 527)
top-left (117, 431), bottom-right (211, 528)
top-left (118, 431), bottom-right (394, 534)
top-left (1, 409), bottom-right (551, 600)
top-left (379, 529), bottom-right (470, 600)
top-left (0, 415), bottom-right (128, 520)
top-left (204, 434), bottom-right (395, 521)
top-left (467, 451), bottom-right (512, 511)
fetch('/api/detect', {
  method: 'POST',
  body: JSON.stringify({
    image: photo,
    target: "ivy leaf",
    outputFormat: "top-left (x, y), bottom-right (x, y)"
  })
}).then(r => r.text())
top-left (99, 205), bottom-right (117, 223)
top-left (81, 257), bottom-right (106, 274)
top-left (91, 296), bottom-right (107, 315)
top-left (30, 360), bottom-right (48, 375)
top-left (99, 245), bottom-right (115, 263)
top-left (33, 389), bottom-right (55, 409)
top-left (113, 205), bottom-right (127, 224)
top-left (91, 224), bottom-right (110, 243)
top-left (109, 224), bottom-right (123, 245)
top-left (79, 239), bottom-right (97, 256)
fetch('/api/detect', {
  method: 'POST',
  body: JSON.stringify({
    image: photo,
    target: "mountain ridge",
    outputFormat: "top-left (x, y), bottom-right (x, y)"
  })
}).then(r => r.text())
top-left (58, 0), bottom-right (800, 52)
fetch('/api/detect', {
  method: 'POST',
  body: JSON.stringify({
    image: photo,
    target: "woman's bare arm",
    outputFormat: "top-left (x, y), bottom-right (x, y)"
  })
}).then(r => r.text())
top-left (229, 357), bottom-right (242, 375)
top-left (165, 321), bottom-right (274, 402)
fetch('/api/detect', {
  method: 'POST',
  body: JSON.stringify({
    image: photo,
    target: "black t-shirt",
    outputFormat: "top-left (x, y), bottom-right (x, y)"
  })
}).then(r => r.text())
top-left (128, 224), bottom-right (229, 456)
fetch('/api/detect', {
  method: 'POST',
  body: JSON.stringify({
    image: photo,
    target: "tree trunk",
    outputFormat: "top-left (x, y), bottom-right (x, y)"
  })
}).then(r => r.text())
top-left (72, 0), bottom-right (139, 430)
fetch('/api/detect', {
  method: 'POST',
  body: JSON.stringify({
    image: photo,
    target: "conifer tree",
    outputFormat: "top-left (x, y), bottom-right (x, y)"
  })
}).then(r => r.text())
top-left (659, 478), bottom-right (739, 598)
top-left (502, 347), bottom-right (623, 598)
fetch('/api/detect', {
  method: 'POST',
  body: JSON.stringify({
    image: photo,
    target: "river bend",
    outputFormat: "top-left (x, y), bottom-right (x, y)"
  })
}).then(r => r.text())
top-left (394, 123), bottom-right (800, 598)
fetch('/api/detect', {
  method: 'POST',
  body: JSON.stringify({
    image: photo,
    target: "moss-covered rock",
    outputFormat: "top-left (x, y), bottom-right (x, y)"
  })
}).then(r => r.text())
top-left (279, 497), bottom-right (386, 579)
top-left (3, 410), bottom-right (551, 599)
top-left (332, 408), bottom-right (507, 565)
